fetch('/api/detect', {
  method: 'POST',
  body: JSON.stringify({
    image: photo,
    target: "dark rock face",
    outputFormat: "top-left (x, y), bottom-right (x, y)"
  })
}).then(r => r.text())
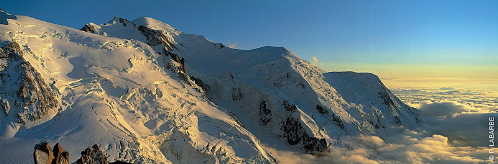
top-left (231, 88), bottom-right (243, 101)
top-left (0, 41), bottom-right (59, 123)
top-left (282, 117), bottom-right (301, 145)
top-left (303, 137), bottom-right (327, 153)
top-left (219, 43), bottom-right (225, 49)
top-left (258, 100), bottom-right (272, 125)
top-left (315, 105), bottom-right (328, 114)
top-left (106, 17), bottom-right (135, 27)
top-left (281, 117), bottom-right (328, 152)
top-left (282, 100), bottom-right (297, 112)
top-left (33, 141), bottom-right (69, 164)
top-left (226, 111), bottom-right (244, 128)
top-left (75, 144), bottom-right (108, 164)
top-left (138, 25), bottom-right (185, 73)
top-left (0, 99), bottom-right (9, 115)
top-left (179, 58), bottom-right (185, 72)
top-left (137, 25), bottom-right (176, 51)
top-left (331, 113), bottom-right (345, 129)
top-left (34, 141), bottom-right (54, 164)
top-left (165, 50), bottom-right (181, 63)
top-left (53, 143), bottom-right (70, 164)
top-left (272, 72), bottom-right (293, 88)
top-left (80, 24), bottom-right (96, 33)
top-left (190, 76), bottom-right (210, 92)
top-left (162, 49), bottom-right (185, 73)
top-left (116, 17), bottom-right (130, 27)
top-left (378, 91), bottom-right (395, 106)
top-left (33, 142), bottom-right (130, 164)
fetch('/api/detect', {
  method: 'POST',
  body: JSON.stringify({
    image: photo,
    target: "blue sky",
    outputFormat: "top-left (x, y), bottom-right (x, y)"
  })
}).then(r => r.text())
top-left (3, 0), bottom-right (498, 81)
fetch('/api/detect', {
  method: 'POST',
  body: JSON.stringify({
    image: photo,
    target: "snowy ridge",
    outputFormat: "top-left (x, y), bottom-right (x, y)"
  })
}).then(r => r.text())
top-left (0, 12), bottom-right (275, 163)
top-left (0, 11), bottom-right (421, 163)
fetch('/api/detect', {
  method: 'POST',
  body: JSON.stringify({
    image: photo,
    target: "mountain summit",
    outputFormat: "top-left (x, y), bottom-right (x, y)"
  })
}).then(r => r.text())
top-left (0, 12), bottom-right (420, 163)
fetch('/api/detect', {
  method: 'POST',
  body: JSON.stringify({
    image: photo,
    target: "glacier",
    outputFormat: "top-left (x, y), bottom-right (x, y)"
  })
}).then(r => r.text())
top-left (0, 10), bottom-right (421, 163)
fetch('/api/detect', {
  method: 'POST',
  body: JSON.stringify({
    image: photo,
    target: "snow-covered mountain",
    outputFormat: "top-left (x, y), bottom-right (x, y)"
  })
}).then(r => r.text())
top-left (0, 10), bottom-right (421, 163)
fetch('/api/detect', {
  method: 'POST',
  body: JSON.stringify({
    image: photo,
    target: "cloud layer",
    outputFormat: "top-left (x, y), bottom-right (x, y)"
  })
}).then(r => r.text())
top-left (391, 88), bottom-right (497, 113)
top-left (266, 87), bottom-right (497, 163)
top-left (268, 132), bottom-right (492, 164)
top-left (419, 101), bottom-right (467, 116)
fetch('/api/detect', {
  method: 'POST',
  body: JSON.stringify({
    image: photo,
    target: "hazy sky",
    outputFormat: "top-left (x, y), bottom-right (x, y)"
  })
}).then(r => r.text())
top-left (4, 0), bottom-right (498, 85)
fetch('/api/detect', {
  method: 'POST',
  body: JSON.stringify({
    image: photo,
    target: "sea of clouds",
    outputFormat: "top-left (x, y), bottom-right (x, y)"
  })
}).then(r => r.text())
top-left (268, 87), bottom-right (497, 163)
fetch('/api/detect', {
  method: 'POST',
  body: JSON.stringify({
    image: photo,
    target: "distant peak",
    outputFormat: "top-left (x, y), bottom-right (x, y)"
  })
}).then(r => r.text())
top-left (131, 17), bottom-right (182, 35)
top-left (106, 16), bottom-right (133, 27)
top-left (131, 17), bottom-right (166, 27)
top-left (100, 16), bottom-right (181, 34)
top-left (0, 8), bottom-right (17, 25)
top-left (111, 16), bottom-right (129, 23)
top-left (134, 16), bottom-right (157, 22)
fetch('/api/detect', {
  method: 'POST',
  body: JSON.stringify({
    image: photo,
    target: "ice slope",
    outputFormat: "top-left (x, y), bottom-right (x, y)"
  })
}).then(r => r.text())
top-left (86, 16), bottom-right (422, 154)
top-left (0, 11), bottom-right (275, 163)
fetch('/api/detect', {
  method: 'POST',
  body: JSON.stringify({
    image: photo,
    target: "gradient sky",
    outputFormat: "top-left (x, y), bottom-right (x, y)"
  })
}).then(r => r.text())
top-left (3, 0), bottom-right (498, 88)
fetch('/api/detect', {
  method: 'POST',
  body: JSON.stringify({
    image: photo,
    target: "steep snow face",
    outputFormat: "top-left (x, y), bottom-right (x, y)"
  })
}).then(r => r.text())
top-left (87, 16), bottom-right (421, 154)
top-left (323, 72), bottom-right (420, 129)
top-left (0, 14), bottom-right (275, 163)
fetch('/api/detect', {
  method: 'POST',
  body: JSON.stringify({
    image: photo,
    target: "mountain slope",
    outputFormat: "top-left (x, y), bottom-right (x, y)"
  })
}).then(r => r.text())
top-left (0, 10), bottom-right (421, 163)
top-left (83, 16), bottom-right (421, 149)
top-left (0, 11), bottom-right (275, 163)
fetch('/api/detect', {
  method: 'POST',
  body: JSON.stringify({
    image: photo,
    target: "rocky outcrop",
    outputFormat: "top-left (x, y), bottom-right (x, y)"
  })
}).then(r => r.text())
top-left (0, 41), bottom-right (59, 123)
top-left (162, 48), bottom-right (186, 74)
top-left (34, 142), bottom-right (131, 164)
top-left (80, 23), bottom-right (96, 33)
top-left (231, 88), bottom-right (243, 101)
top-left (138, 24), bottom-right (187, 73)
top-left (74, 144), bottom-right (109, 164)
top-left (114, 17), bottom-right (131, 27)
top-left (281, 117), bottom-right (328, 153)
top-left (34, 142), bottom-right (69, 164)
top-left (53, 143), bottom-right (70, 164)
top-left (1, 99), bottom-right (10, 115)
top-left (190, 76), bottom-right (210, 92)
top-left (282, 100), bottom-right (297, 112)
top-left (137, 25), bottom-right (176, 51)
top-left (259, 100), bottom-right (272, 125)
top-left (331, 113), bottom-right (345, 129)
top-left (34, 142), bottom-right (54, 164)
top-left (315, 105), bottom-right (328, 114)
top-left (378, 91), bottom-right (395, 107)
